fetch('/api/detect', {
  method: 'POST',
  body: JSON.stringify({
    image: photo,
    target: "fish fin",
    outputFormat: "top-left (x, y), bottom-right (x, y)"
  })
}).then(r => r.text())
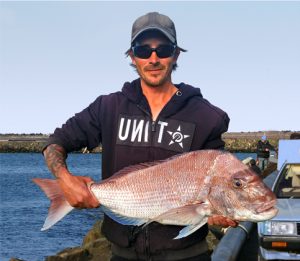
top-left (32, 178), bottom-right (74, 231)
top-left (174, 219), bottom-right (208, 239)
top-left (101, 205), bottom-right (146, 226)
top-left (147, 203), bottom-right (210, 227)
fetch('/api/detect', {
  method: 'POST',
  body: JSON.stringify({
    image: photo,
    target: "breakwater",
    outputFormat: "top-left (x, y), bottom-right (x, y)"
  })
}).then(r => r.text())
top-left (0, 131), bottom-right (295, 153)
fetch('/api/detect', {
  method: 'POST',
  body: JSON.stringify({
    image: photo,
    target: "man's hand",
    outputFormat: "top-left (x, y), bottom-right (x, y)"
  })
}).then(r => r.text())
top-left (43, 144), bottom-right (99, 209)
top-left (57, 171), bottom-right (100, 209)
top-left (208, 215), bottom-right (238, 227)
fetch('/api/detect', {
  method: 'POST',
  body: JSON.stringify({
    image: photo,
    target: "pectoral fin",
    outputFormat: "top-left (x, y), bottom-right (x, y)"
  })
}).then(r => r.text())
top-left (142, 202), bottom-right (211, 239)
top-left (175, 219), bottom-right (208, 239)
top-left (146, 202), bottom-right (211, 227)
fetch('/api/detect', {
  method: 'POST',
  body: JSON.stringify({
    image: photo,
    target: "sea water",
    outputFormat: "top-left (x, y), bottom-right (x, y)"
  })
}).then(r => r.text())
top-left (0, 152), bottom-right (256, 261)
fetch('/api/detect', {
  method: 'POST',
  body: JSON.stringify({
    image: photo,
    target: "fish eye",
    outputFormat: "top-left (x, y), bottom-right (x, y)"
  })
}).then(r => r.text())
top-left (233, 179), bottom-right (243, 188)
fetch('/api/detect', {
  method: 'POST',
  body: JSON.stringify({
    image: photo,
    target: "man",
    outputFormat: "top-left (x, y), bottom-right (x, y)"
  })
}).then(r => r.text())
top-left (256, 135), bottom-right (275, 171)
top-left (43, 12), bottom-right (236, 261)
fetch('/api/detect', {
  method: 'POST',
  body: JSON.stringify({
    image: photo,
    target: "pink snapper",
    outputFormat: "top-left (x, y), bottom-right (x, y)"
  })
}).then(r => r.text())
top-left (33, 150), bottom-right (277, 239)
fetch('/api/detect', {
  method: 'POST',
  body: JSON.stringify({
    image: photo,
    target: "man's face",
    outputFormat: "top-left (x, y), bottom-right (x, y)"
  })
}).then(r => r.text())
top-left (129, 35), bottom-right (179, 87)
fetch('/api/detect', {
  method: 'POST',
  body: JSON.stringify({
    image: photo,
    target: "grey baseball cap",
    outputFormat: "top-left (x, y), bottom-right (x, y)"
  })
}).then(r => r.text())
top-left (131, 12), bottom-right (178, 45)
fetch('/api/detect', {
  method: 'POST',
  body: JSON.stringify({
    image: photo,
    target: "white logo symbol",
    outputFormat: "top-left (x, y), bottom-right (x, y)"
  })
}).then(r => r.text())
top-left (167, 125), bottom-right (190, 148)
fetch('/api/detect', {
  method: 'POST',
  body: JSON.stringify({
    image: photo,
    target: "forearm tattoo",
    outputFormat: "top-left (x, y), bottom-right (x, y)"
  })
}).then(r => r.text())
top-left (44, 144), bottom-right (68, 178)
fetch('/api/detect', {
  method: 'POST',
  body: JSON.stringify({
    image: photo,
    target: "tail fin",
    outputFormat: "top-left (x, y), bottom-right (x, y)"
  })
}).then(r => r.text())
top-left (33, 178), bottom-right (74, 231)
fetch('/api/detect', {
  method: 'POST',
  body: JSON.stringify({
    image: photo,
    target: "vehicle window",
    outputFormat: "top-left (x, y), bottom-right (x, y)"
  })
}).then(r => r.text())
top-left (274, 164), bottom-right (300, 198)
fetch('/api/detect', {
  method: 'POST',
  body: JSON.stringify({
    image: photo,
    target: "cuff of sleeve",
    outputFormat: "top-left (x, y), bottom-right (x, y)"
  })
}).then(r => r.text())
top-left (42, 137), bottom-right (70, 154)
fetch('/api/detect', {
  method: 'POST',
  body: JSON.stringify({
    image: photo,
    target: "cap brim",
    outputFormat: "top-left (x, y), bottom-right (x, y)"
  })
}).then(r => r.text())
top-left (178, 46), bottom-right (187, 52)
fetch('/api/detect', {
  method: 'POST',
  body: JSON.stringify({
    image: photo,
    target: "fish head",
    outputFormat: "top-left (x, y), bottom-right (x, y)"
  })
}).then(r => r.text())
top-left (207, 152), bottom-right (278, 222)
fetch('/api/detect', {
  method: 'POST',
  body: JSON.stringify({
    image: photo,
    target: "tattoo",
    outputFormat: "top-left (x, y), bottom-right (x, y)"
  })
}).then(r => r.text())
top-left (44, 144), bottom-right (68, 178)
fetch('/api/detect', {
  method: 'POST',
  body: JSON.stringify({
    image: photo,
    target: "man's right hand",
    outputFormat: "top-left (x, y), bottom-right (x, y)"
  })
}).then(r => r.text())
top-left (43, 144), bottom-right (99, 209)
top-left (57, 170), bottom-right (100, 209)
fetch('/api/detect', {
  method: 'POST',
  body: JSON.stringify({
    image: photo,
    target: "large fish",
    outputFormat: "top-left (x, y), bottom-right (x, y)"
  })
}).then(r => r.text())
top-left (33, 150), bottom-right (278, 239)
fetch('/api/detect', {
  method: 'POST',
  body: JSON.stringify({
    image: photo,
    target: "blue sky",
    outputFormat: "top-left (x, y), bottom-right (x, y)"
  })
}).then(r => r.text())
top-left (1, 1), bottom-right (299, 134)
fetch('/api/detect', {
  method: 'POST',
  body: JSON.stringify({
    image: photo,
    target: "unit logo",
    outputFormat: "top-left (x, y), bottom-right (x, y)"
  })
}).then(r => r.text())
top-left (116, 115), bottom-right (195, 152)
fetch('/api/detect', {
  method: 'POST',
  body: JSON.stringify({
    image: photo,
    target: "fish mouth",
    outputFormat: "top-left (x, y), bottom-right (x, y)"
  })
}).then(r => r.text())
top-left (256, 199), bottom-right (277, 214)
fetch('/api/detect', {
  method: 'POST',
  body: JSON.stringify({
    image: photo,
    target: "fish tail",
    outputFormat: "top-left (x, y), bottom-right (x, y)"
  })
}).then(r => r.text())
top-left (32, 178), bottom-right (74, 231)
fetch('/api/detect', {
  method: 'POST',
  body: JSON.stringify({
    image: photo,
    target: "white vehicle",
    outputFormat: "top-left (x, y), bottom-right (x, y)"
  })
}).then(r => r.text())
top-left (258, 140), bottom-right (300, 260)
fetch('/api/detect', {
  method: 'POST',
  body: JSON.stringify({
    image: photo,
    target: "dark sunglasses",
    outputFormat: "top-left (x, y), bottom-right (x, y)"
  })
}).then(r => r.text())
top-left (132, 44), bottom-right (177, 59)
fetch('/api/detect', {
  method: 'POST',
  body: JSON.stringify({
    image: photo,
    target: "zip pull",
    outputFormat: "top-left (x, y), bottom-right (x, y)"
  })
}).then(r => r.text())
top-left (151, 121), bottom-right (156, 132)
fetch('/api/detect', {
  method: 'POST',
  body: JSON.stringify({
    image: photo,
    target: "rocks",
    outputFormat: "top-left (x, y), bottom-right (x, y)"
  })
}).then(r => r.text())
top-left (0, 141), bottom-right (46, 153)
top-left (81, 220), bottom-right (111, 261)
top-left (45, 248), bottom-right (91, 261)
top-left (43, 220), bottom-right (111, 261)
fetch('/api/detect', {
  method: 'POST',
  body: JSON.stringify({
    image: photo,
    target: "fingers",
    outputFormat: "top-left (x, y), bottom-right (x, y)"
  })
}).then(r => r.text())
top-left (58, 175), bottom-right (100, 209)
top-left (208, 216), bottom-right (238, 227)
top-left (82, 176), bottom-right (94, 183)
top-left (74, 176), bottom-right (100, 209)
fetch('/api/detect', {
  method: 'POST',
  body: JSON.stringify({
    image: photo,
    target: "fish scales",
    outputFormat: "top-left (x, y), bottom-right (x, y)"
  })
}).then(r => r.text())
top-left (92, 151), bottom-right (209, 218)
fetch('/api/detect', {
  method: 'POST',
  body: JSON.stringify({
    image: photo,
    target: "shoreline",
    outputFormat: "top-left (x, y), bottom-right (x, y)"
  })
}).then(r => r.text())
top-left (0, 131), bottom-right (296, 153)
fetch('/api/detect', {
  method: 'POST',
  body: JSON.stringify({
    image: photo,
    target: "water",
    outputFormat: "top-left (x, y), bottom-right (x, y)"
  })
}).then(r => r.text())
top-left (0, 153), bottom-right (103, 261)
top-left (0, 152), bottom-right (256, 261)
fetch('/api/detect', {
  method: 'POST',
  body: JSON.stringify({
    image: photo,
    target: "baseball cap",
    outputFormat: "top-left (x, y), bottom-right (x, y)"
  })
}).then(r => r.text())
top-left (130, 12), bottom-right (186, 51)
top-left (261, 135), bottom-right (267, 141)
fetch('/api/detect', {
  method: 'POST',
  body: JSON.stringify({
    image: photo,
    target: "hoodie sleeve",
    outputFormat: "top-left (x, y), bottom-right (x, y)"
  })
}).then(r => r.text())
top-left (44, 96), bottom-right (102, 152)
top-left (202, 112), bottom-right (230, 150)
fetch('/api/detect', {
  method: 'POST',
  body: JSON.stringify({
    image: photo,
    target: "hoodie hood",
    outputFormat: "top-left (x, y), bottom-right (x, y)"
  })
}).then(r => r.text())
top-left (122, 79), bottom-right (203, 102)
top-left (121, 79), bottom-right (203, 118)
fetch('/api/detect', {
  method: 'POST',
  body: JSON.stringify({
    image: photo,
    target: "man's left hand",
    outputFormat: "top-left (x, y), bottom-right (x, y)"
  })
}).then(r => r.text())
top-left (208, 215), bottom-right (238, 227)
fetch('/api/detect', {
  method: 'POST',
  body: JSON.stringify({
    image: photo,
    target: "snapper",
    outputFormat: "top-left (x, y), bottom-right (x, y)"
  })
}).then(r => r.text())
top-left (33, 150), bottom-right (278, 239)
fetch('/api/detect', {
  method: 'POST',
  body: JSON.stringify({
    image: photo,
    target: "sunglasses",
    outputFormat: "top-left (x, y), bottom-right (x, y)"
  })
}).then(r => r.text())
top-left (132, 44), bottom-right (177, 59)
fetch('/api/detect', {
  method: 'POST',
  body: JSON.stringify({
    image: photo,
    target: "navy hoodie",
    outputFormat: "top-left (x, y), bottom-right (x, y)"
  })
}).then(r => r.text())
top-left (46, 78), bottom-right (230, 255)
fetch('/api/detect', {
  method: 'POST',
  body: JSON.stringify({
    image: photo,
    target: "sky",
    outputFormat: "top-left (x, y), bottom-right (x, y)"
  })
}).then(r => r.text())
top-left (1, 1), bottom-right (299, 134)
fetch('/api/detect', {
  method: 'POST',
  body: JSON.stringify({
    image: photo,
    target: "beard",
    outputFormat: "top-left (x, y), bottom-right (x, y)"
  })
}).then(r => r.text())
top-left (138, 64), bottom-right (172, 87)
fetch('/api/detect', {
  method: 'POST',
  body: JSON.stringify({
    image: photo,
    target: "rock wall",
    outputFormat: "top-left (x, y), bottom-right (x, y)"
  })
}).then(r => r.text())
top-left (1, 131), bottom-right (297, 153)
